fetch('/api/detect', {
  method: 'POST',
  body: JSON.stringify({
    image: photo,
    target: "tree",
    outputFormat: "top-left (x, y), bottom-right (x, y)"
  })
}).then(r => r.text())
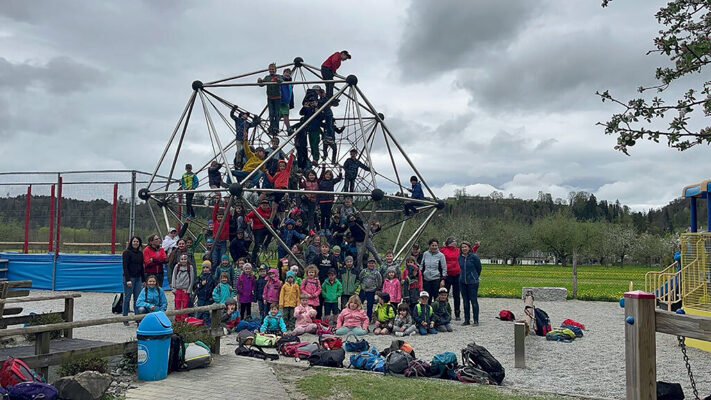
top-left (597, 1), bottom-right (711, 154)
top-left (488, 222), bottom-right (534, 265)
top-left (532, 213), bottom-right (578, 266)
top-left (600, 224), bottom-right (637, 265)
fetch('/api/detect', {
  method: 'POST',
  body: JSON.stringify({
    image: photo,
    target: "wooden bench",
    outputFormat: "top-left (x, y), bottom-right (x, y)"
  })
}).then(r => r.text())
top-left (0, 281), bottom-right (81, 338)
top-left (0, 304), bottom-right (226, 378)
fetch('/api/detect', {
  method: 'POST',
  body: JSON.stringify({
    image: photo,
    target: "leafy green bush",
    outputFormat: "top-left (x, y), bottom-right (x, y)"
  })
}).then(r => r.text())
top-left (23, 313), bottom-right (64, 341)
top-left (171, 322), bottom-right (215, 349)
top-left (57, 356), bottom-right (108, 377)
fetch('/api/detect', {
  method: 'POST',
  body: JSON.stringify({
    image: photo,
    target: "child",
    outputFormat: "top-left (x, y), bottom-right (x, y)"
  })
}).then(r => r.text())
top-left (413, 291), bottom-right (437, 335)
top-left (300, 265), bottom-right (322, 315)
top-left (255, 265), bottom-right (269, 319)
top-left (358, 257), bottom-right (382, 319)
top-left (234, 257), bottom-right (246, 284)
top-left (136, 275), bottom-right (167, 314)
top-left (277, 216), bottom-right (305, 260)
top-left (229, 230), bottom-right (249, 265)
top-left (260, 304), bottom-right (287, 335)
top-left (433, 288), bottom-right (453, 332)
top-left (401, 256), bottom-right (423, 312)
top-left (291, 294), bottom-right (318, 335)
top-left (266, 151), bottom-right (296, 222)
top-left (381, 268), bottom-right (402, 305)
top-left (280, 68), bottom-right (294, 132)
top-left (171, 254), bottom-right (195, 322)
top-left (404, 175), bottom-right (425, 216)
top-left (237, 263), bottom-right (256, 318)
top-left (335, 295), bottom-right (369, 336)
top-left (279, 271), bottom-right (301, 330)
top-left (208, 160), bottom-right (225, 192)
top-left (316, 167), bottom-right (342, 233)
top-left (299, 170), bottom-right (319, 231)
top-left (263, 268), bottom-right (282, 310)
top-left (214, 254), bottom-right (234, 288)
top-left (221, 298), bottom-right (241, 335)
top-left (393, 303), bottom-right (416, 337)
top-left (229, 106), bottom-right (259, 142)
top-left (180, 164), bottom-right (199, 219)
top-left (338, 255), bottom-right (360, 310)
top-left (290, 265), bottom-right (303, 285)
top-left (379, 250), bottom-right (399, 279)
top-left (342, 149), bottom-right (370, 192)
top-left (372, 292), bottom-right (395, 335)
top-left (257, 63), bottom-right (284, 135)
top-left (321, 268), bottom-right (342, 322)
top-left (331, 244), bottom-right (344, 265)
top-left (194, 261), bottom-right (216, 324)
top-left (212, 272), bottom-right (235, 304)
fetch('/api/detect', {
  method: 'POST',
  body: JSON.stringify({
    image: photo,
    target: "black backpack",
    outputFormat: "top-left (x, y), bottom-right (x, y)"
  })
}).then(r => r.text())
top-left (534, 308), bottom-right (552, 336)
top-left (234, 344), bottom-right (279, 361)
top-left (656, 381), bottom-right (684, 400)
top-left (308, 348), bottom-right (345, 368)
top-left (461, 342), bottom-right (505, 385)
top-left (168, 333), bottom-right (186, 373)
top-left (384, 350), bottom-right (414, 375)
top-left (275, 334), bottom-right (300, 351)
top-left (111, 293), bottom-right (123, 314)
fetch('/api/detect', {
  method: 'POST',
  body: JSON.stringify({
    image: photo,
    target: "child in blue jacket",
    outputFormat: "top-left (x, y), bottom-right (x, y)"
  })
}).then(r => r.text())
top-left (259, 304), bottom-right (287, 335)
top-left (136, 275), bottom-right (167, 314)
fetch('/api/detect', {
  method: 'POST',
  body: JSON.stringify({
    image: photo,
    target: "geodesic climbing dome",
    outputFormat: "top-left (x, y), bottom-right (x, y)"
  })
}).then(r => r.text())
top-left (138, 57), bottom-right (442, 265)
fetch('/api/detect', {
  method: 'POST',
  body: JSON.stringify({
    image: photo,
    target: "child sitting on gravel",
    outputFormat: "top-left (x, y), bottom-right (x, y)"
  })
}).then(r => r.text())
top-left (372, 292), bottom-right (396, 335)
top-left (413, 291), bottom-right (437, 335)
top-left (291, 294), bottom-right (318, 335)
top-left (393, 303), bottom-right (416, 337)
top-left (221, 298), bottom-right (241, 335)
top-left (433, 288), bottom-right (453, 332)
top-left (260, 304), bottom-right (287, 335)
top-left (335, 295), bottom-right (369, 336)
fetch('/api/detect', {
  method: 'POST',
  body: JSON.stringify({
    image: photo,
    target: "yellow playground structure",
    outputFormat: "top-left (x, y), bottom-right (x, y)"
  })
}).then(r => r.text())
top-left (645, 179), bottom-right (711, 352)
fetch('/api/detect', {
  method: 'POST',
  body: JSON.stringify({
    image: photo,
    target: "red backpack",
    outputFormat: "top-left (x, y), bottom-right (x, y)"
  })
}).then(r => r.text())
top-left (0, 357), bottom-right (44, 387)
top-left (319, 335), bottom-right (343, 350)
top-left (280, 342), bottom-right (319, 359)
top-left (496, 310), bottom-right (515, 321)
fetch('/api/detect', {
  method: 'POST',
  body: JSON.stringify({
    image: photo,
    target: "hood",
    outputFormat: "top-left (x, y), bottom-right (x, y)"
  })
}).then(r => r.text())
top-left (285, 218), bottom-right (295, 226)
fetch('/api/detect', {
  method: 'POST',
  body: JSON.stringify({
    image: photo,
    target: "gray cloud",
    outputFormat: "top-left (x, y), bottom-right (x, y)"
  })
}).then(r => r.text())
top-left (0, 56), bottom-right (103, 94)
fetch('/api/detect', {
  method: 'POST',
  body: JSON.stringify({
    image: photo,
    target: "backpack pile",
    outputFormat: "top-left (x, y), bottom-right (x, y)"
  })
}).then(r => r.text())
top-left (460, 342), bottom-right (505, 385)
top-left (403, 359), bottom-right (434, 378)
top-left (308, 347), bottom-right (346, 368)
top-left (0, 357), bottom-right (59, 400)
top-left (279, 342), bottom-right (318, 360)
top-left (235, 344), bottom-right (279, 361)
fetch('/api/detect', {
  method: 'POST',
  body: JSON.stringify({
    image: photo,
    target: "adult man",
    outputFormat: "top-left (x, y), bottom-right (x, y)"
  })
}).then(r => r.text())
top-left (321, 50), bottom-right (351, 99)
top-left (144, 234), bottom-right (167, 288)
top-left (420, 238), bottom-right (447, 303)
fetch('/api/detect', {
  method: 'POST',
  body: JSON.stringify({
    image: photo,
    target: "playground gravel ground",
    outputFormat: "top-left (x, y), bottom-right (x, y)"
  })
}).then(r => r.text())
top-left (17, 290), bottom-right (711, 399)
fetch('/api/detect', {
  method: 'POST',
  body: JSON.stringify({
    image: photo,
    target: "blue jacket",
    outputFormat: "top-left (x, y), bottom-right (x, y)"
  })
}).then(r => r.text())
top-left (255, 276), bottom-right (268, 301)
top-left (343, 158), bottom-right (370, 180)
top-left (260, 312), bottom-right (287, 333)
top-left (212, 282), bottom-right (235, 304)
top-left (194, 272), bottom-right (216, 303)
top-left (280, 76), bottom-right (294, 108)
top-left (459, 253), bottom-right (482, 285)
top-left (136, 286), bottom-right (167, 312)
top-left (411, 182), bottom-right (424, 200)
top-left (280, 225), bottom-right (305, 248)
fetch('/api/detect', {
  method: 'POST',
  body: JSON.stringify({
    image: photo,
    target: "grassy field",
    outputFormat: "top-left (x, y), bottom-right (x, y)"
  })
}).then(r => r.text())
top-left (479, 264), bottom-right (658, 301)
top-left (297, 372), bottom-right (571, 400)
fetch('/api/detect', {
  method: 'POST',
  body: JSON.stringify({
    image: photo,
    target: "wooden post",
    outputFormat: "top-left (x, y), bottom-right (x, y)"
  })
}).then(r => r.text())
top-left (210, 308), bottom-right (222, 354)
top-left (34, 331), bottom-right (50, 379)
top-left (624, 290), bottom-right (656, 400)
top-left (63, 297), bottom-right (74, 338)
top-left (514, 322), bottom-right (525, 368)
top-left (572, 249), bottom-right (578, 299)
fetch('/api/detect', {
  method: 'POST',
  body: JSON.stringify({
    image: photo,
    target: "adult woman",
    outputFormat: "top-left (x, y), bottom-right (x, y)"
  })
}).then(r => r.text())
top-left (440, 236), bottom-right (461, 320)
top-left (122, 236), bottom-right (145, 325)
top-left (143, 234), bottom-right (167, 287)
top-left (459, 240), bottom-right (482, 326)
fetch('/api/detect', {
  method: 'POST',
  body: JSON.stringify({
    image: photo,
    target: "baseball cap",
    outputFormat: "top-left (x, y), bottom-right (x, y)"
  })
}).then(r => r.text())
top-left (419, 291), bottom-right (429, 298)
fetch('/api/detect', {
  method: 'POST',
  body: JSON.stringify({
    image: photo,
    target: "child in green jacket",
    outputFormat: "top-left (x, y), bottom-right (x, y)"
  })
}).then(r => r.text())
top-left (321, 268), bottom-right (343, 323)
top-left (372, 292), bottom-right (395, 335)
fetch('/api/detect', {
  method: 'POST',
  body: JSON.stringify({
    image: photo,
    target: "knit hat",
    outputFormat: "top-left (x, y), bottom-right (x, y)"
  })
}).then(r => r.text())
top-left (243, 263), bottom-right (252, 270)
top-left (221, 254), bottom-right (229, 261)
top-left (202, 260), bottom-right (212, 268)
top-left (332, 245), bottom-right (341, 252)
top-left (225, 298), bottom-right (237, 306)
top-left (286, 271), bottom-right (295, 279)
top-left (345, 255), bottom-right (354, 262)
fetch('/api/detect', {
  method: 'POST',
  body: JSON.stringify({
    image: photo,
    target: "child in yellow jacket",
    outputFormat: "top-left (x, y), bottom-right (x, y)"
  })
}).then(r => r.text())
top-left (279, 271), bottom-right (301, 330)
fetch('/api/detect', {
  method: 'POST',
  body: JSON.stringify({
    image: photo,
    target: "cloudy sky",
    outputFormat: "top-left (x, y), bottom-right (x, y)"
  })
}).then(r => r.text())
top-left (0, 0), bottom-right (708, 210)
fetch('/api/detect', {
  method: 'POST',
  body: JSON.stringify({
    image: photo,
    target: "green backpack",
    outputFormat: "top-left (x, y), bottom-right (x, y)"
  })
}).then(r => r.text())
top-left (545, 328), bottom-right (576, 342)
top-left (254, 333), bottom-right (278, 347)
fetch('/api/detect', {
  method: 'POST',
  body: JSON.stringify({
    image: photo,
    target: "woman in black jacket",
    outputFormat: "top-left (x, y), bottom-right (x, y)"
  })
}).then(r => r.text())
top-left (122, 236), bottom-right (145, 324)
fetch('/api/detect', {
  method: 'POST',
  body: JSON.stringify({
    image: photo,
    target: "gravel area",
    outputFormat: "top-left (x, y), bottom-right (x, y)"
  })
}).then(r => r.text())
top-left (16, 290), bottom-right (711, 400)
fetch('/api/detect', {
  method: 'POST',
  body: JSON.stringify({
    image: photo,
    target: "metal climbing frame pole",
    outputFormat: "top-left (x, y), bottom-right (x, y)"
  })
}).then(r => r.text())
top-left (350, 87), bottom-right (377, 189)
top-left (111, 183), bottom-right (118, 254)
top-left (393, 207), bottom-right (438, 261)
top-left (129, 171), bottom-right (136, 240)
top-left (23, 186), bottom-right (31, 254)
top-left (55, 176), bottom-right (63, 257)
top-left (48, 184), bottom-right (55, 252)
top-left (690, 197), bottom-right (697, 232)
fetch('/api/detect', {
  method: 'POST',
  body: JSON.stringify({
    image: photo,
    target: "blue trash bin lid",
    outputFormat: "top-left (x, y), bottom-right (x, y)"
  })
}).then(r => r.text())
top-left (137, 311), bottom-right (173, 336)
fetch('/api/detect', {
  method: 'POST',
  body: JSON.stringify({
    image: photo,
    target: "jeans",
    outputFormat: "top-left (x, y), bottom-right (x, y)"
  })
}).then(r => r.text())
top-left (396, 325), bottom-right (417, 336)
top-left (196, 298), bottom-right (212, 325)
top-left (418, 325), bottom-right (438, 335)
top-left (343, 178), bottom-right (355, 193)
top-left (240, 302), bottom-right (252, 318)
top-left (436, 323), bottom-right (453, 332)
top-left (404, 202), bottom-right (419, 216)
top-left (137, 306), bottom-right (150, 315)
top-left (444, 274), bottom-right (461, 318)
top-left (423, 280), bottom-right (440, 304)
top-left (232, 170), bottom-right (263, 188)
top-left (258, 300), bottom-right (267, 319)
top-left (267, 98), bottom-right (281, 134)
top-left (335, 326), bottom-right (367, 336)
top-left (212, 240), bottom-right (227, 269)
top-left (302, 199), bottom-right (316, 231)
top-left (322, 130), bottom-right (336, 164)
top-left (359, 290), bottom-right (376, 319)
top-left (185, 192), bottom-right (195, 218)
top-left (323, 302), bottom-right (339, 317)
top-left (365, 239), bottom-right (381, 264)
top-left (321, 66), bottom-right (335, 99)
top-left (122, 277), bottom-right (143, 316)
top-left (461, 282), bottom-right (480, 323)
top-left (296, 131), bottom-right (309, 169)
top-left (251, 228), bottom-right (270, 265)
top-left (319, 202), bottom-right (332, 232)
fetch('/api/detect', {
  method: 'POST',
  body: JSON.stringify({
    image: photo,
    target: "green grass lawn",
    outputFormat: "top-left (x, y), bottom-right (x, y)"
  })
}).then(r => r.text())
top-left (297, 372), bottom-right (571, 400)
top-left (479, 264), bottom-right (658, 301)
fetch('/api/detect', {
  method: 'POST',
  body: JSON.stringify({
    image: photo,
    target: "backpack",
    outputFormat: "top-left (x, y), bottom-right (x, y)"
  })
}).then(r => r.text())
top-left (456, 366), bottom-right (495, 385)
top-left (431, 352), bottom-right (458, 380)
top-left (560, 324), bottom-right (584, 338)
top-left (7, 382), bottom-right (58, 400)
top-left (0, 357), bottom-right (44, 387)
top-left (546, 329), bottom-right (576, 342)
top-left (183, 341), bottom-right (212, 370)
top-left (384, 350), bottom-right (414, 375)
top-left (348, 348), bottom-right (380, 370)
top-left (167, 334), bottom-right (186, 373)
top-left (404, 359), bottom-right (433, 378)
top-left (308, 348), bottom-right (346, 368)
top-left (496, 310), bottom-right (515, 321)
top-left (237, 329), bottom-right (255, 346)
top-left (533, 308), bottom-right (551, 336)
top-left (275, 335), bottom-right (300, 351)
top-left (111, 293), bottom-right (123, 314)
top-left (0, 386), bottom-right (7, 400)
top-left (313, 319), bottom-right (334, 335)
top-left (461, 342), bottom-right (505, 385)
top-left (184, 317), bottom-right (205, 327)
top-left (562, 318), bottom-right (585, 330)
top-left (344, 335), bottom-right (369, 353)
top-left (656, 381), bottom-right (684, 400)
top-left (319, 335), bottom-right (343, 350)
top-left (254, 333), bottom-right (278, 348)
top-left (280, 342), bottom-right (319, 359)
top-left (236, 320), bottom-right (261, 333)
top-left (234, 344), bottom-right (279, 361)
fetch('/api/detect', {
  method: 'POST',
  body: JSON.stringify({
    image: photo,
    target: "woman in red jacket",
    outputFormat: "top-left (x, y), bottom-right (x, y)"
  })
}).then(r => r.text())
top-left (143, 234), bottom-right (167, 288)
top-left (440, 236), bottom-right (461, 321)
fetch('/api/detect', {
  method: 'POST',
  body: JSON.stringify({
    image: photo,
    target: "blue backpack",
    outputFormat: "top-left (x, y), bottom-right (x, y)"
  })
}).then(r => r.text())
top-left (7, 382), bottom-right (58, 400)
top-left (235, 320), bottom-right (260, 332)
top-left (560, 324), bottom-right (583, 338)
top-left (349, 347), bottom-right (378, 370)
top-left (368, 356), bottom-right (386, 373)
top-left (431, 352), bottom-right (458, 380)
top-left (344, 335), bottom-right (369, 353)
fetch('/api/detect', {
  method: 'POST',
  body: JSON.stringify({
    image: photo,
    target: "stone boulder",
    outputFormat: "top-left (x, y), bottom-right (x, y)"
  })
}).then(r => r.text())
top-left (521, 287), bottom-right (568, 301)
top-left (55, 371), bottom-right (112, 400)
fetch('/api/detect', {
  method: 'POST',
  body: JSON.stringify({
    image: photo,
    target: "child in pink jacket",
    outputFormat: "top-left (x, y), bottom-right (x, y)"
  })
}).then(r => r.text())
top-left (291, 294), bottom-right (318, 335)
top-left (300, 265), bottom-right (322, 308)
top-left (335, 295), bottom-right (369, 336)
top-left (381, 268), bottom-right (402, 304)
top-left (262, 268), bottom-right (282, 308)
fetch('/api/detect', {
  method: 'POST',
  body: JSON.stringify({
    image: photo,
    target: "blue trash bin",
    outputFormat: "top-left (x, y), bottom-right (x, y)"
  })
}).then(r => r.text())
top-left (136, 311), bottom-right (173, 381)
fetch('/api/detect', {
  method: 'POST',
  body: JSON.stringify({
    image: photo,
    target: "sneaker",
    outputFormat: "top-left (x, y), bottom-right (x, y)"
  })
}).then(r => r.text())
top-left (395, 331), bottom-right (404, 337)
top-left (123, 321), bottom-right (129, 327)
top-left (472, 322), bottom-right (479, 326)
top-left (461, 321), bottom-right (470, 326)
top-left (455, 317), bottom-right (461, 321)
top-left (223, 327), bottom-right (229, 336)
